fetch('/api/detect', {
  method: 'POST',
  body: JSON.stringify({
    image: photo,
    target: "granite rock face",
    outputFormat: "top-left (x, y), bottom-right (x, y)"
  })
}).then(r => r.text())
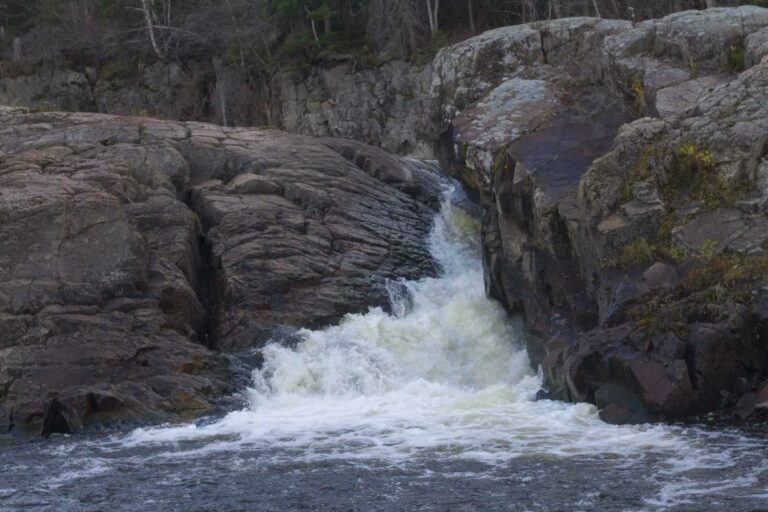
top-left (433, 7), bottom-right (768, 423)
top-left (0, 58), bottom-right (437, 158)
top-left (278, 60), bottom-right (438, 158)
top-left (0, 110), bottom-right (444, 435)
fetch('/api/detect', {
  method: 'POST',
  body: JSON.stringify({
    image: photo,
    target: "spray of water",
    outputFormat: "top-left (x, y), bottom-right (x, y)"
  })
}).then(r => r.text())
top-left (125, 186), bottom-right (684, 464)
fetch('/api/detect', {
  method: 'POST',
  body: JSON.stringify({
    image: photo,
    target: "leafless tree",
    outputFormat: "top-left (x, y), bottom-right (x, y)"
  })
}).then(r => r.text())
top-left (425, 0), bottom-right (440, 35)
top-left (11, 35), bottom-right (19, 61)
top-left (139, 0), bottom-right (163, 58)
top-left (366, 0), bottom-right (428, 57)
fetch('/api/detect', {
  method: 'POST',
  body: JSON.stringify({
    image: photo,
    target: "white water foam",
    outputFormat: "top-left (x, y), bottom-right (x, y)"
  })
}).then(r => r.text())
top-left (125, 186), bottom-right (685, 463)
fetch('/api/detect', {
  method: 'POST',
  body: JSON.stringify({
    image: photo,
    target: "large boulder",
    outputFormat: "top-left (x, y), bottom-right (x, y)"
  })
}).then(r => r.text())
top-left (0, 110), bottom-right (445, 435)
top-left (435, 8), bottom-right (768, 423)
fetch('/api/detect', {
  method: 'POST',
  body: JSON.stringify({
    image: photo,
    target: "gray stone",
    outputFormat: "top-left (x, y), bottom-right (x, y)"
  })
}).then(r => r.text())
top-left (655, 75), bottom-right (731, 119)
top-left (672, 208), bottom-right (768, 255)
top-left (746, 26), bottom-right (768, 67)
top-left (435, 8), bottom-right (768, 423)
top-left (643, 262), bottom-right (679, 290)
top-left (0, 110), bottom-right (446, 435)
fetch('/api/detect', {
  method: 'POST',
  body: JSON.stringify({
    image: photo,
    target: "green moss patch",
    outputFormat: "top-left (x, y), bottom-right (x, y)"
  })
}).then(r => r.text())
top-left (608, 217), bottom-right (685, 269)
top-left (727, 37), bottom-right (746, 73)
top-left (660, 143), bottom-right (748, 208)
top-left (682, 250), bottom-right (768, 294)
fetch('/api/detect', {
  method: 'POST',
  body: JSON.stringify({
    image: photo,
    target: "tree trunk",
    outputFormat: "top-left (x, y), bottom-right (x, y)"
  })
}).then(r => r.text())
top-left (592, 0), bottom-right (601, 17)
top-left (425, 0), bottom-right (439, 35)
top-left (468, 0), bottom-right (475, 33)
top-left (608, 0), bottom-right (621, 18)
top-left (425, 0), bottom-right (434, 34)
top-left (164, 0), bottom-right (171, 25)
top-left (310, 18), bottom-right (320, 41)
top-left (524, 0), bottom-right (539, 22)
top-left (140, 0), bottom-right (163, 59)
top-left (12, 36), bottom-right (21, 62)
top-left (338, 0), bottom-right (352, 36)
top-left (552, 0), bottom-right (563, 18)
top-left (705, 0), bottom-right (717, 8)
top-left (224, 0), bottom-right (245, 70)
top-left (213, 58), bottom-right (228, 127)
top-left (305, 5), bottom-right (320, 42)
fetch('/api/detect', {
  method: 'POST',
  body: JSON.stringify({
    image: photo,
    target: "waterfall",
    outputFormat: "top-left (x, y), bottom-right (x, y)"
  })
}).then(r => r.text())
top-left (125, 185), bottom-right (681, 463)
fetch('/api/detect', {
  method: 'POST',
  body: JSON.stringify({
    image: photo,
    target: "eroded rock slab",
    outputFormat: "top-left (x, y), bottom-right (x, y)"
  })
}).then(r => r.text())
top-left (0, 111), bottom-right (445, 435)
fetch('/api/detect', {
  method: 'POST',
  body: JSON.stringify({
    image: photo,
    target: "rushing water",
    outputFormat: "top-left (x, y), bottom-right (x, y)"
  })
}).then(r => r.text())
top-left (2, 186), bottom-right (768, 512)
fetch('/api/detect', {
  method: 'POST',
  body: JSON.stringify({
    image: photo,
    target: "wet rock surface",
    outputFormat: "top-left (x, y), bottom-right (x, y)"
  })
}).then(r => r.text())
top-left (433, 7), bottom-right (768, 423)
top-left (0, 110), bottom-right (443, 435)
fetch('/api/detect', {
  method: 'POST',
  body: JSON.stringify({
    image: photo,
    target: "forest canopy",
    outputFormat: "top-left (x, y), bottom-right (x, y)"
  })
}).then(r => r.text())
top-left (1, 0), bottom-right (766, 72)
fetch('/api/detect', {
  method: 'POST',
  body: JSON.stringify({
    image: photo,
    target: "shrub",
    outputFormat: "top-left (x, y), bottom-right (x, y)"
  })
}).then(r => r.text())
top-left (660, 143), bottom-right (744, 208)
top-left (617, 238), bottom-right (654, 267)
top-left (628, 76), bottom-right (646, 113)
top-left (683, 251), bottom-right (768, 293)
top-left (608, 217), bottom-right (685, 269)
top-left (727, 38), bottom-right (746, 73)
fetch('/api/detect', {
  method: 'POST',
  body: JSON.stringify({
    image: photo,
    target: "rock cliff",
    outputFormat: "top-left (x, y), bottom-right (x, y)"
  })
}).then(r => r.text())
top-left (0, 109), bottom-right (444, 435)
top-left (0, 58), bottom-right (438, 157)
top-left (432, 7), bottom-right (768, 423)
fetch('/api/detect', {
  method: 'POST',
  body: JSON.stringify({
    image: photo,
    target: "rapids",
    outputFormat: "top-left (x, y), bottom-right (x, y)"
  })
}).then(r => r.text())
top-left (2, 185), bottom-right (767, 511)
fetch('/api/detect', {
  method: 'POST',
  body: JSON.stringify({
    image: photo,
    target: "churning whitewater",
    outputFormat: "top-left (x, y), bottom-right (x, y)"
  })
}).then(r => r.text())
top-left (3, 185), bottom-right (768, 512)
top-left (125, 185), bottom-right (674, 460)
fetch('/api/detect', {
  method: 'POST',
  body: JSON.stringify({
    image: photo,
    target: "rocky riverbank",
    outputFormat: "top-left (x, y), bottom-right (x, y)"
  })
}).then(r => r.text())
top-left (0, 109), bottom-right (445, 436)
top-left (431, 7), bottom-right (768, 423)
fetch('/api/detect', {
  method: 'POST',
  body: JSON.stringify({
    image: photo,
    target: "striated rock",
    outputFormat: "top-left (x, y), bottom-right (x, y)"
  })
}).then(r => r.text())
top-left (0, 70), bottom-right (94, 112)
top-left (604, 7), bottom-right (768, 97)
top-left (0, 58), bottom-right (437, 158)
top-left (434, 19), bottom-right (634, 334)
top-left (181, 129), bottom-right (440, 349)
top-left (545, 299), bottom-right (763, 423)
top-left (2, 7), bottom-right (768, 429)
top-left (0, 144), bottom-right (229, 435)
top-left (0, 111), bottom-right (444, 435)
